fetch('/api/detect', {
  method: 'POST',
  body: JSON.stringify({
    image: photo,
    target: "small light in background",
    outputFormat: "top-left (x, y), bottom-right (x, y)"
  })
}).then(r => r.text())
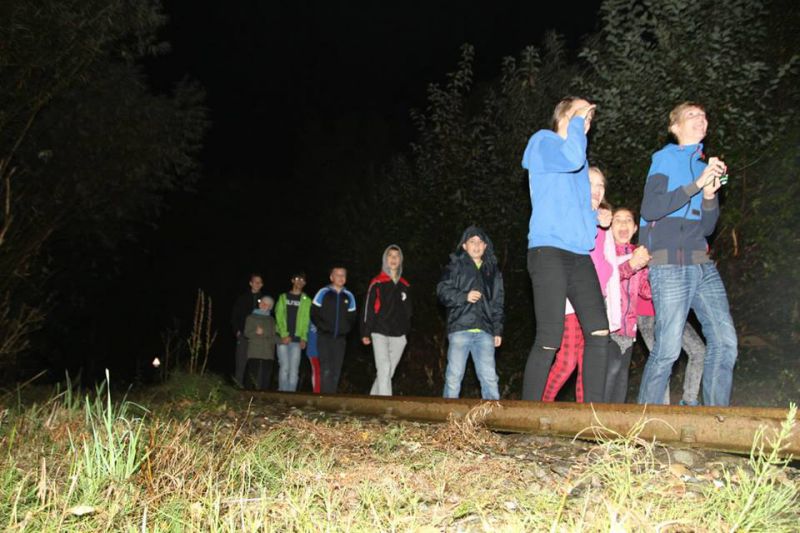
top-left (152, 357), bottom-right (161, 368)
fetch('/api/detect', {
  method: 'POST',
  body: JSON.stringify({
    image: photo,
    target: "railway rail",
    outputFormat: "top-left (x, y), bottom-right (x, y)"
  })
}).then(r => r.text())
top-left (259, 392), bottom-right (799, 456)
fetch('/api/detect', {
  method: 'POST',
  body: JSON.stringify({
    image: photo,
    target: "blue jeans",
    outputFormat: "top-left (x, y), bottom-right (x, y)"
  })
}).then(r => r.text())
top-left (277, 342), bottom-right (302, 392)
top-left (443, 330), bottom-right (499, 400)
top-left (638, 263), bottom-right (737, 406)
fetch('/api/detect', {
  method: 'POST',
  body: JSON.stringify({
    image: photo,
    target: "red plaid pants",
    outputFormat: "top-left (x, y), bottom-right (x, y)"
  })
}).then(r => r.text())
top-left (541, 313), bottom-right (585, 402)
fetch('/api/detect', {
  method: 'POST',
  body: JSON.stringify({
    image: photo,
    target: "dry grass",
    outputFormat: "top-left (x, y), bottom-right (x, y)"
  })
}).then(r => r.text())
top-left (433, 401), bottom-right (507, 453)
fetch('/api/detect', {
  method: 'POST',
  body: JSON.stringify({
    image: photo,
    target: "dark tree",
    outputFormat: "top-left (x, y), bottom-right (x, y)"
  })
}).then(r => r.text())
top-left (0, 0), bottom-right (207, 373)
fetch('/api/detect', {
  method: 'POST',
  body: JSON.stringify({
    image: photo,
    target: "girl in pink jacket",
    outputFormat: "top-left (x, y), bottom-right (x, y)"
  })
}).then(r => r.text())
top-left (603, 207), bottom-right (652, 403)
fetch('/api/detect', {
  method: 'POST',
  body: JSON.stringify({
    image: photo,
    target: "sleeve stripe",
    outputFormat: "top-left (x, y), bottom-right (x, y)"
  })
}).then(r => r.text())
top-left (312, 288), bottom-right (328, 306)
top-left (363, 282), bottom-right (378, 322)
top-left (345, 289), bottom-right (357, 312)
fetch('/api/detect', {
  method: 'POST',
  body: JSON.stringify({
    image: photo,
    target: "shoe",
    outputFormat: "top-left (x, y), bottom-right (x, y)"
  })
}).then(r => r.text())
top-left (679, 399), bottom-right (700, 406)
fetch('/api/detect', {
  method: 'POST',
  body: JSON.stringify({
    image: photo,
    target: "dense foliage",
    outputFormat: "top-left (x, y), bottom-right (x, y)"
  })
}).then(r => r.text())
top-left (0, 0), bottom-right (207, 373)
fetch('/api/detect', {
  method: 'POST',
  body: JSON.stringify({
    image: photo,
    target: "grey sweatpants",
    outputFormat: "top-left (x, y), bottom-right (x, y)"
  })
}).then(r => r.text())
top-left (637, 315), bottom-right (706, 405)
top-left (369, 333), bottom-right (407, 396)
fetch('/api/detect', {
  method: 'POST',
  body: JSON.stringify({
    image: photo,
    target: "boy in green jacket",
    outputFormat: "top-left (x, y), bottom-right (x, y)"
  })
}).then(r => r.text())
top-left (275, 272), bottom-right (312, 391)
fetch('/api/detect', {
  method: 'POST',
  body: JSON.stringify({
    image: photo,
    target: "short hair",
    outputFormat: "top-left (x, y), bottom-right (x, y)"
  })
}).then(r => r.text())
top-left (290, 271), bottom-right (306, 281)
top-left (258, 295), bottom-right (274, 307)
top-left (329, 265), bottom-right (347, 275)
top-left (552, 96), bottom-right (590, 131)
top-left (249, 273), bottom-right (263, 282)
top-left (598, 200), bottom-right (613, 212)
top-left (669, 101), bottom-right (705, 131)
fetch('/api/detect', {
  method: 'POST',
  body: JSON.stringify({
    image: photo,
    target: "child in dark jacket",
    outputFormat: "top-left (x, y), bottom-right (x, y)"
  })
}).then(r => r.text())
top-left (311, 266), bottom-right (357, 393)
top-left (437, 226), bottom-right (504, 400)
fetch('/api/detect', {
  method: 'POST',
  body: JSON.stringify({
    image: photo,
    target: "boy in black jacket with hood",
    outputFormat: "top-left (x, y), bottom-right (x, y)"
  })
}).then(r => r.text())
top-left (437, 226), bottom-right (505, 400)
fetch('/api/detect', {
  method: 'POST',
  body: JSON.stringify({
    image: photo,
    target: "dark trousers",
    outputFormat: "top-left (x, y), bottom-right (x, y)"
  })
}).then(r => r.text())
top-left (318, 333), bottom-right (346, 394)
top-left (234, 337), bottom-right (248, 386)
top-left (523, 247), bottom-right (609, 402)
top-left (604, 341), bottom-right (632, 403)
top-left (245, 358), bottom-right (274, 390)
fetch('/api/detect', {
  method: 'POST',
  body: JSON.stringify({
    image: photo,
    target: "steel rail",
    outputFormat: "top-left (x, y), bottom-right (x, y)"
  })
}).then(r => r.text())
top-left (258, 392), bottom-right (799, 456)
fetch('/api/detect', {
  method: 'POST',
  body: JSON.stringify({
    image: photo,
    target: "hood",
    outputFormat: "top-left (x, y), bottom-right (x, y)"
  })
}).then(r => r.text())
top-left (454, 225), bottom-right (498, 266)
top-left (382, 244), bottom-right (403, 280)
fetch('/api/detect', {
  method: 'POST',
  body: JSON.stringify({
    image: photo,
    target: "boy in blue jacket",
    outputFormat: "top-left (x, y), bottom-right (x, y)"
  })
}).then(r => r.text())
top-left (637, 102), bottom-right (737, 406)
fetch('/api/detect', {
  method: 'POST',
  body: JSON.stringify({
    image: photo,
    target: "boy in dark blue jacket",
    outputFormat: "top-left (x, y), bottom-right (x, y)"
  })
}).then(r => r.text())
top-left (311, 266), bottom-right (357, 393)
top-left (637, 102), bottom-right (737, 406)
top-left (437, 226), bottom-right (504, 400)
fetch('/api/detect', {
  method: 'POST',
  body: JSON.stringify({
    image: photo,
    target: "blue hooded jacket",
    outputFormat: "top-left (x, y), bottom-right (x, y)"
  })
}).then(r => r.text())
top-left (521, 116), bottom-right (597, 254)
top-left (639, 143), bottom-right (720, 265)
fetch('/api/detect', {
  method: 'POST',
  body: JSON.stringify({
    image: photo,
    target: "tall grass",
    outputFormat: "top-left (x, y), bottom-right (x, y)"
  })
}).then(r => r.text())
top-left (68, 370), bottom-right (148, 503)
top-left (1, 375), bottom-right (797, 531)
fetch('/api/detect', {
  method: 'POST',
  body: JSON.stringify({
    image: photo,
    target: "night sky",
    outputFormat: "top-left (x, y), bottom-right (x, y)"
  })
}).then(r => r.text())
top-left (81, 1), bottom-right (603, 377)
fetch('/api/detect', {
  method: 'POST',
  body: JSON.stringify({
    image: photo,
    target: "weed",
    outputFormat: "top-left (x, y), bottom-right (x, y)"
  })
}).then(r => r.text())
top-left (371, 423), bottom-right (405, 454)
top-left (68, 371), bottom-right (148, 503)
top-left (187, 288), bottom-right (216, 376)
top-left (703, 403), bottom-right (798, 532)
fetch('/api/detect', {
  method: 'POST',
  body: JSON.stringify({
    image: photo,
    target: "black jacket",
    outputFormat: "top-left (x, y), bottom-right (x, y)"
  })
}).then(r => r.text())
top-left (361, 272), bottom-right (412, 337)
top-left (437, 226), bottom-right (504, 336)
top-left (231, 291), bottom-right (263, 335)
top-left (311, 285), bottom-right (357, 337)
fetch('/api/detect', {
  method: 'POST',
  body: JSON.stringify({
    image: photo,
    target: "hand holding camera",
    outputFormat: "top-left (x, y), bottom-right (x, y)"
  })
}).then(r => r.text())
top-left (696, 156), bottom-right (727, 198)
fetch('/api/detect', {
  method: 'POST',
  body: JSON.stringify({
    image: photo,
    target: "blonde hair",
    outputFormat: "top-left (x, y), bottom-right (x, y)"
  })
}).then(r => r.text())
top-left (588, 165), bottom-right (606, 186)
top-left (552, 96), bottom-right (590, 131)
top-left (668, 101), bottom-right (705, 132)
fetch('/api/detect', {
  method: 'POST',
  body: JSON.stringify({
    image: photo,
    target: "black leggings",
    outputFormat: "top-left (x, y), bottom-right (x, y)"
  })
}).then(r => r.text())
top-left (522, 247), bottom-right (609, 402)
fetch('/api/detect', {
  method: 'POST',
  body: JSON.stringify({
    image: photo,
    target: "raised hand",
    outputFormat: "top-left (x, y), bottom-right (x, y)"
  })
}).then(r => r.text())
top-left (630, 245), bottom-right (652, 270)
top-left (597, 207), bottom-right (613, 228)
top-left (573, 103), bottom-right (597, 119)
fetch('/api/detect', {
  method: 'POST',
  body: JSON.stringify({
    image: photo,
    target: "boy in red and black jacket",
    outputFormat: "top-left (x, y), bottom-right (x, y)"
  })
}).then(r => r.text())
top-left (361, 245), bottom-right (412, 396)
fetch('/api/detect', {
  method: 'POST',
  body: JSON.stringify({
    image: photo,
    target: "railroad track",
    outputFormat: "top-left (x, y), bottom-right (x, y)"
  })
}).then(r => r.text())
top-left (259, 392), bottom-right (799, 456)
